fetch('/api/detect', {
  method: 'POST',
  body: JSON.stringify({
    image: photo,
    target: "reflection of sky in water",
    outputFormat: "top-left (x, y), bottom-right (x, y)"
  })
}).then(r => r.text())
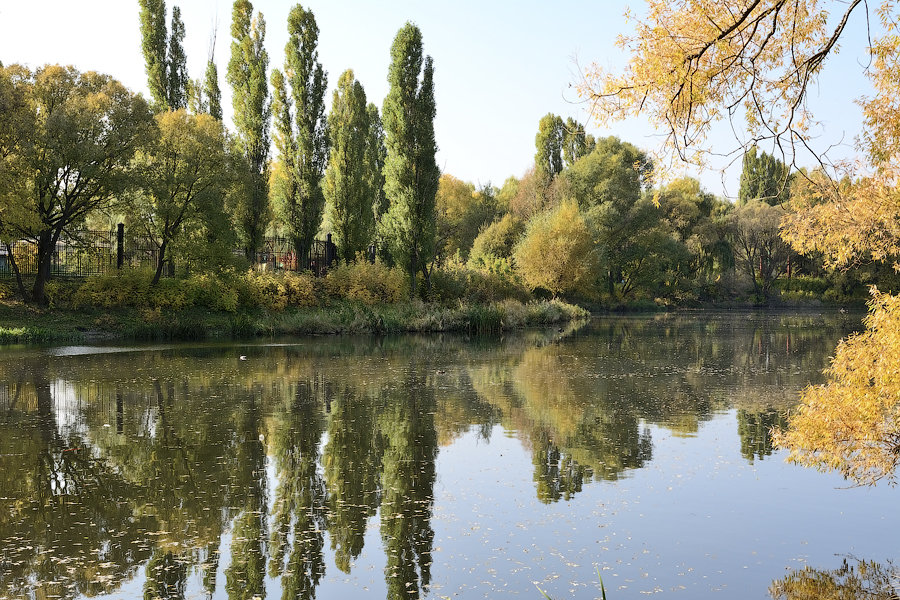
top-left (48, 345), bottom-right (175, 357)
top-left (1, 312), bottom-right (894, 600)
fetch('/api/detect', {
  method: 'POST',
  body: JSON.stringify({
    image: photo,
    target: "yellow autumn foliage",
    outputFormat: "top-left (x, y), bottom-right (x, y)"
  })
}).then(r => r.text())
top-left (774, 289), bottom-right (900, 485)
top-left (512, 200), bottom-right (598, 297)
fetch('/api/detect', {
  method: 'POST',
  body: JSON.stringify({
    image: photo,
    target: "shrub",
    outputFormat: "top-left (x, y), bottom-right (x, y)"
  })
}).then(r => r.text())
top-left (324, 261), bottom-right (408, 304)
top-left (468, 213), bottom-right (525, 270)
top-left (186, 272), bottom-right (240, 312)
top-left (240, 271), bottom-right (289, 311)
top-left (428, 259), bottom-right (530, 304)
top-left (72, 270), bottom-right (154, 308)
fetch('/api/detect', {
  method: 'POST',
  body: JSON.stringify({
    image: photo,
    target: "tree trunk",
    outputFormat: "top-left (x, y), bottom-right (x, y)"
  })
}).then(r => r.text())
top-left (31, 230), bottom-right (56, 306)
top-left (152, 240), bottom-right (168, 285)
top-left (5, 242), bottom-right (28, 301)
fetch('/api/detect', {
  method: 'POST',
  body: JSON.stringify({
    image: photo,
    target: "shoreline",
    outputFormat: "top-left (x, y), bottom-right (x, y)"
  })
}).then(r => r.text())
top-left (0, 296), bottom-right (864, 347)
top-left (0, 298), bottom-right (591, 346)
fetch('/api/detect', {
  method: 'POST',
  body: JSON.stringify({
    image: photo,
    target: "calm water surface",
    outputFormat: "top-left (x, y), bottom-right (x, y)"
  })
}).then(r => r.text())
top-left (1, 311), bottom-right (895, 599)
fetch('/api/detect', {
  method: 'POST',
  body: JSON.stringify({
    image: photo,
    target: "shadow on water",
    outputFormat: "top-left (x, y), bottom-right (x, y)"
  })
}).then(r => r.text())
top-left (0, 311), bottom-right (869, 599)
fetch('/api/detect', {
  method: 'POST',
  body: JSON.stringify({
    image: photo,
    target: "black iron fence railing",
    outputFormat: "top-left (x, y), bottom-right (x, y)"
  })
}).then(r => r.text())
top-left (0, 227), bottom-right (337, 279)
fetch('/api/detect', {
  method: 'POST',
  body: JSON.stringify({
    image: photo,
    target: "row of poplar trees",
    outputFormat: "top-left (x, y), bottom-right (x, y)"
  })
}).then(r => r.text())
top-left (138, 0), bottom-right (439, 294)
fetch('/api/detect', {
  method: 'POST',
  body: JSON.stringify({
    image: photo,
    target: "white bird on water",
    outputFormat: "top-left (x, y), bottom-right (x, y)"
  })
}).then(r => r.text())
top-left (239, 355), bottom-right (247, 361)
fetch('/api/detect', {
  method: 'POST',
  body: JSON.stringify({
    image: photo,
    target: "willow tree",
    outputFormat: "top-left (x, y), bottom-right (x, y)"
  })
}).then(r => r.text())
top-left (581, 0), bottom-right (900, 484)
top-left (1, 65), bottom-right (153, 305)
top-left (270, 4), bottom-right (328, 264)
top-left (380, 23), bottom-right (439, 294)
top-left (227, 0), bottom-right (271, 261)
top-left (125, 110), bottom-right (229, 285)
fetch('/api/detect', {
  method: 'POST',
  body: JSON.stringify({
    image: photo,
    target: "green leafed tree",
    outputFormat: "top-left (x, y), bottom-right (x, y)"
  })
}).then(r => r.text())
top-left (535, 113), bottom-right (564, 182)
top-left (138, 0), bottom-right (188, 112)
top-left (324, 70), bottom-right (372, 262)
top-left (380, 22), bottom-right (439, 294)
top-left (1, 65), bottom-right (154, 304)
top-left (365, 103), bottom-right (387, 231)
top-left (738, 146), bottom-right (791, 206)
top-left (227, 0), bottom-right (271, 261)
top-left (562, 116), bottom-right (595, 168)
top-left (124, 110), bottom-right (230, 284)
top-left (166, 6), bottom-right (188, 110)
top-left (205, 57), bottom-right (222, 120)
top-left (138, 0), bottom-right (169, 109)
top-left (270, 4), bottom-right (328, 266)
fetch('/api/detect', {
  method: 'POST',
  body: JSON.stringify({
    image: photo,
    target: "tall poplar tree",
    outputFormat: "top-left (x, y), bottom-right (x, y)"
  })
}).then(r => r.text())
top-left (380, 23), bottom-right (439, 294)
top-left (366, 103), bottom-right (387, 226)
top-left (324, 70), bottom-right (371, 261)
top-left (138, 0), bottom-right (188, 112)
top-left (737, 146), bottom-right (791, 206)
top-left (204, 60), bottom-right (222, 120)
top-left (227, 0), bottom-right (271, 261)
top-left (166, 6), bottom-right (188, 110)
top-left (138, 0), bottom-right (169, 109)
top-left (270, 4), bottom-right (328, 264)
top-left (534, 113), bottom-right (564, 181)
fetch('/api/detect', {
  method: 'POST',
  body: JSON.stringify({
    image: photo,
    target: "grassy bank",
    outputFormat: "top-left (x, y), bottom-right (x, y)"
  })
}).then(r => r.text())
top-left (0, 298), bottom-right (589, 345)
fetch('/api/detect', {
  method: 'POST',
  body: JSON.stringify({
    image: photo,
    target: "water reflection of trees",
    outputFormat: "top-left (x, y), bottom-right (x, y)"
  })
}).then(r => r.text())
top-left (769, 557), bottom-right (900, 600)
top-left (0, 314), bottom-right (856, 597)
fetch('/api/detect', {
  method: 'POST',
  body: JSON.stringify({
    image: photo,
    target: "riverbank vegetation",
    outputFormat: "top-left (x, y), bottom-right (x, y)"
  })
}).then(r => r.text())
top-left (0, 264), bottom-right (588, 343)
top-left (2, 1), bottom-right (893, 322)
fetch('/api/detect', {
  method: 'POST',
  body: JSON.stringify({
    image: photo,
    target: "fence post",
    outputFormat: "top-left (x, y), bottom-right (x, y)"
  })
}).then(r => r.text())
top-left (325, 233), bottom-right (335, 268)
top-left (116, 223), bottom-right (124, 270)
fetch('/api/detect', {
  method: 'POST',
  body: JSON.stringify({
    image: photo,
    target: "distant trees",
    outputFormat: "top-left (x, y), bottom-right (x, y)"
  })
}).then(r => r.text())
top-left (535, 114), bottom-right (565, 182)
top-left (534, 114), bottom-right (594, 198)
top-left (270, 4), bottom-right (329, 265)
top-left (738, 146), bottom-right (791, 206)
top-left (435, 175), bottom-right (498, 263)
top-left (729, 200), bottom-right (791, 300)
top-left (379, 22), bottom-right (439, 295)
top-left (227, 0), bottom-right (271, 261)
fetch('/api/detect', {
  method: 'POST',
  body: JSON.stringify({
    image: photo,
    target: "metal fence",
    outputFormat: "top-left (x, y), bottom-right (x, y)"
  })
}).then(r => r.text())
top-left (0, 227), bottom-right (337, 279)
top-left (250, 236), bottom-right (334, 277)
top-left (1, 230), bottom-right (118, 278)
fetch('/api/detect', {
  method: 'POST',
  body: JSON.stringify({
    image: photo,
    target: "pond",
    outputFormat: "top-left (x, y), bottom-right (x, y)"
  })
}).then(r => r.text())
top-left (0, 311), bottom-right (896, 600)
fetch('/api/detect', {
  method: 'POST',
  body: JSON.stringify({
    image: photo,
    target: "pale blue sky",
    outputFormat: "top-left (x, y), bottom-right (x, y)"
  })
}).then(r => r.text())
top-left (0, 1), bottom-right (875, 198)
